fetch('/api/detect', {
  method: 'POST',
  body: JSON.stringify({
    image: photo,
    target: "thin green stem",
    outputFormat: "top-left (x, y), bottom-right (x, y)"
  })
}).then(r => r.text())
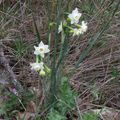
top-left (47, 31), bottom-right (51, 65)
top-left (18, 98), bottom-right (26, 111)
top-left (50, 0), bottom-right (62, 104)
top-left (56, 30), bottom-right (65, 70)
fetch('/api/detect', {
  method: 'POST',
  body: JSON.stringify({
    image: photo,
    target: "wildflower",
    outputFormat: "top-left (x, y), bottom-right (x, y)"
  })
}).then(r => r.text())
top-left (68, 8), bottom-right (82, 24)
top-left (80, 21), bottom-right (88, 34)
top-left (30, 62), bottom-right (44, 71)
top-left (72, 21), bottom-right (87, 36)
top-left (34, 41), bottom-right (50, 58)
top-left (58, 22), bottom-right (63, 33)
top-left (72, 28), bottom-right (81, 36)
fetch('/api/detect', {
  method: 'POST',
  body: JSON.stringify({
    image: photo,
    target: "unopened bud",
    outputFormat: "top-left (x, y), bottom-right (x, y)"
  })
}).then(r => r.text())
top-left (67, 18), bottom-right (71, 22)
top-left (39, 70), bottom-right (46, 77)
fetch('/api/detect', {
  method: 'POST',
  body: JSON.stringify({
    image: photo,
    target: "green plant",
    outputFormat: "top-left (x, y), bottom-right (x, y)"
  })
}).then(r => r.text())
top-left (0, 107), bottom-right (7, 117)
top-left (31, 0), bottom-right (88, 106)
top-left (12, 38), bottom-right (28, 59)
top-left (47, 77), bottom-right (77, 120)
top-left (82, 112), bottom-right (99, 120)
top-left (0, 89), bottom-right (34, 119)
top-left (79, 0), bottom-right (96, 15)
top-left (56, 77), bottom-right (77, 114)
top-left (47, 108), bottom-right (66, 120)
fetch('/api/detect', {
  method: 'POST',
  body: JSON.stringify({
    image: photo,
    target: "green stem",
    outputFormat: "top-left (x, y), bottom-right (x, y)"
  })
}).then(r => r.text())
top-left (50, 0), bottom-right (61, 104)
top-left (65, 25), bottom-right (73, 30)
top-left (56, 30), bottom-right (66, 70)
top-left (47, 31), bottom-right (51, 65)
top-left (18, 98), bottom-right (26, 111)
top-left (36, 55), bottom-right (39, 63)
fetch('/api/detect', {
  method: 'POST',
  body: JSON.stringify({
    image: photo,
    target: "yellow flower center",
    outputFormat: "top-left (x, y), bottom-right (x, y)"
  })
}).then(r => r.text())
top-left (39, 48), bottom-right (44, 52)
top-left (75, 16), bottom-right (79, 20)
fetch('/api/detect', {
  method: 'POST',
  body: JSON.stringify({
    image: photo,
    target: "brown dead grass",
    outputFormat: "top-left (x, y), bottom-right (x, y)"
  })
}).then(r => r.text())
top-left (65, 4), bottom-right (120, 111)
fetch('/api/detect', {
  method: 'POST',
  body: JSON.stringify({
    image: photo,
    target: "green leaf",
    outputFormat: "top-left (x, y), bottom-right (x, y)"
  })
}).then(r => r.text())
top-left (56, 77), bottom-right (77, 114)
top-left (12, 38), bottom-right (28, 59)
top-left (111, 68), bottom-right (120, 78)
top-left (32, 15), bottom-right (41, 43)
top-left (0, 107), bottom-right (6, 116)
top-left (47, 108), bottom-right (66, 120)
top-left (82, 112), bottom-right (99, 120)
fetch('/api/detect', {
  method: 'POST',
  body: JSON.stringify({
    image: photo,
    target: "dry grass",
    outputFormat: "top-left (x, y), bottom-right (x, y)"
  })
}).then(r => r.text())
top-left (65, 1), bottom-right (120, 112)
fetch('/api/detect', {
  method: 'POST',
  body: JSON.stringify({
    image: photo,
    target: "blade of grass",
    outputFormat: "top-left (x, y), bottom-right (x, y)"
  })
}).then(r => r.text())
top-left (32, 14), bottom-right (41, 43)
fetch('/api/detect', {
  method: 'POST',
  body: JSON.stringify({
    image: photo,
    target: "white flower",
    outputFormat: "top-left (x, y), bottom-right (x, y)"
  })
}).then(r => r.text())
top-left (72, 21), bottom-right (87, 36)
top-left (34, 41), bottom-right (50, 58)
top-left (80, 21), bottom-right (88, 34)
top-left (68, 8), bottom-right (82, 24)
top-left (58, 22), bottom-right (63, 33)
top-left (30, 62), bottom-right (44, 71)
top-left (73, 28), bottom-right (81, 36)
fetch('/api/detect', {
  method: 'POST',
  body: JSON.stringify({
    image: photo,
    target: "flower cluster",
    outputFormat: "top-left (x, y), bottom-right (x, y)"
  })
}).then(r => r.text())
top-left (30, 41), bottom-right (50, 76)
top-left (58, 8), bottom-right (88, 36)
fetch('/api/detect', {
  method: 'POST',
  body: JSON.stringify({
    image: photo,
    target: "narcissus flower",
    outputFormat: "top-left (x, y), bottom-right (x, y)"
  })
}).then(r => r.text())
top-left (30, 62), bottom-right (44, 71)
top-left (68, 8), bottom-right (82, 24)
top-left (80, 21), bottom-right (88, 34)
top-left (34, 41), bottom-right (50, 58)
top-left (72, 21), bottom-right (87, 36)
top-left (72, 28), bottom-right (81, 36)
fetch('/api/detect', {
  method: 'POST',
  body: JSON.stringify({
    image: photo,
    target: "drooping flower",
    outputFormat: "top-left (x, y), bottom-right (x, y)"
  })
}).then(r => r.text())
top-left (30, 62), bottom-right (44, 71)
top-left (58, 22), bottom-right (63, 33)
top-left (34, 41), bottom-right (50, 58)
top-left (80, 21), bottom-right (88, 34)
top-left (72, 21), bottom-right (88, 36)
top-left (72, 28), bottom-right (81, 36)
top-left (68, 8), bottom-right (82, 24)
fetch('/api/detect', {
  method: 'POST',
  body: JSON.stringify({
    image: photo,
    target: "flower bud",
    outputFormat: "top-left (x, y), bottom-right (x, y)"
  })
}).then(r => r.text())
top-left (39, 70), bottom-right (46, 77)
top-left (67, 18), bottom-right (71, 22)
top-left (49, 22), bottom-right (54, 27)
top-left (49, 22), bottom-right (55, 29)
